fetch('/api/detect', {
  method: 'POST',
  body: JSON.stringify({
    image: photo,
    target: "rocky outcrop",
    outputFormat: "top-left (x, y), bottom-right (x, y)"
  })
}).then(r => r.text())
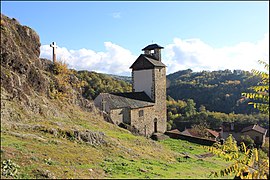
top-left (0, 13), bottom-right (96, 123)
top-left (1, 14), bottom-right (48, 99)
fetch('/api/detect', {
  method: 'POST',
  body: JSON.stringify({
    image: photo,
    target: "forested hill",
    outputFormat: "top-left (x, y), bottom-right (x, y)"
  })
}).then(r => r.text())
top-left (166, 69), bottom-right (261, 114)
top-left (75, 70), bottom-right (132, 100)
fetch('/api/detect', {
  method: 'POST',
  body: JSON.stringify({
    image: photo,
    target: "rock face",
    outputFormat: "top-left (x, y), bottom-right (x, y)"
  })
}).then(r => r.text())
top-left (0, 13), bottom-right (95, 123)
top-left (1, 14), bottom-right (48, 98)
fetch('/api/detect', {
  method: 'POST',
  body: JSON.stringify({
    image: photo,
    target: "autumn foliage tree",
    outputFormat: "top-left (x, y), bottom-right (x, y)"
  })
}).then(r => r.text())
top-left (242, 60), bottom-right (269, 115)
top-left (207, 135), bottom-right (269, 179)
top-left (207, 60), bottom-right (269, 179)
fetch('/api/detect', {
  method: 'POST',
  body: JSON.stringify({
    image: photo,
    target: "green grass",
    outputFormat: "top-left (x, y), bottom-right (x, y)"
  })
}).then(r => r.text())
top-left (99, 138), bottom-right (233, 179)
top-left (1, 100), bottom-right (234, 179)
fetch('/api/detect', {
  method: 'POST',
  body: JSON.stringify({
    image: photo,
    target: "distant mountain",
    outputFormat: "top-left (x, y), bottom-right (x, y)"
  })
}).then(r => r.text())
top-left (106, 74), bottom-right (132, 84)
top-left (166, 69), bottom-right (261, 114)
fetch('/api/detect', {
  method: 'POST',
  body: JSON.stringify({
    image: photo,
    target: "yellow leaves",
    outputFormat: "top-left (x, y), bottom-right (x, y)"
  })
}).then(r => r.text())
top-left (242, 60), bottom-right (269, 115)
top-left (241, 142), bottom-right (247, 154)
top-left (252, 170), bottom-right (259, 179)
top-left (207, 140), bottom-right (269, 179)
top-left (246, 149), bottom-right (250, 156)
top-left (254, 148), bottom-right (258, 162)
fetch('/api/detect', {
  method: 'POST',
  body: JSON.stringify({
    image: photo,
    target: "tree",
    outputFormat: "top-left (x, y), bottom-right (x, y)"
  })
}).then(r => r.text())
top-left (183, 99), bottom-right (197, 117)
top-left (242, 60), bottom-right (269, 114)
top-left (208, 138), bottom-right (269, 179)
top-left (190, 122), bottom-right (210, 139)
top-left (207, 60), bottom-right (269, 179)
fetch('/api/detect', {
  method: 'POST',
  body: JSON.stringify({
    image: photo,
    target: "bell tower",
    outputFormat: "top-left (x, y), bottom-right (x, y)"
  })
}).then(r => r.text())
top-left (130, 44), bottom-right (167, 134)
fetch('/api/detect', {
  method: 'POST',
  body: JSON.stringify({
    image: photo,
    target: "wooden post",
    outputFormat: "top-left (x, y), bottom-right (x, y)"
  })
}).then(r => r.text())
top-left (50, 42), bottom-right (57, 63)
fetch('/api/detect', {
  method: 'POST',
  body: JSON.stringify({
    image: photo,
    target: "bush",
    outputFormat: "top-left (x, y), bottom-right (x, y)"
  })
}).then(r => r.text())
top-left (50, 61), bottom-right (72, 100)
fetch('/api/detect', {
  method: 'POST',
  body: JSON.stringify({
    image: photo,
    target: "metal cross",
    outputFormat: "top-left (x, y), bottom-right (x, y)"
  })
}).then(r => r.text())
top-left (50, 42), bottom-right (57, 63)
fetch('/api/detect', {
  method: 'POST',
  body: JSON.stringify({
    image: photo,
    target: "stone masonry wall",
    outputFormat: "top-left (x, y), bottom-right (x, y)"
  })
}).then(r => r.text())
top-left (110, 108), bottom-right (130, 125)
top-left (153, 67), bottom-right (167, 133)
top-left (130, 106), bottom-right (155, 137)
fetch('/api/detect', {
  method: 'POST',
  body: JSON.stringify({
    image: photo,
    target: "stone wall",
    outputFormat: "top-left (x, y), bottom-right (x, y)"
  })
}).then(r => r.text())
top-left (110, 108), bottom-right (130, 125)
top-left (152, 67), bottom-right (167, 133)
top-left (242, 130), bottom-right (265, 146)
top-left (130, 106), bottom-right (155, 137)
top-left (93, 94), bottom-right (110, 112)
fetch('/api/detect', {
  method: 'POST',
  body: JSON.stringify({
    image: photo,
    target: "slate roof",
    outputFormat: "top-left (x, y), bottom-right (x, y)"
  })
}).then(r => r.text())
top-left (130, 54), bottom-right (166, 70)
top-left (142, 44), bottom-right (164, 50)
top-left (241, 124), bottom-right (267, 134)
top-left (99, 92), bottom-right (154, 109)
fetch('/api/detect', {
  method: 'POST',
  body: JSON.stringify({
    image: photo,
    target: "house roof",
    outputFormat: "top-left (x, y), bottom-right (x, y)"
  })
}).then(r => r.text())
top-left (130, 54), bottom-right (166, 70)
top-left (98, 92), bottom-right (154, 109)
top-left (142, 44), bottom-right (164, 51)
top-left (241, 124), bottom-right (267, 134)
top-left (206, 129), bottom-right (219, 138)
top-left (166, 129), bottom-right (181, 134)
top-left (180, 128), bottom-right (219, 138)
top-left (180, 129), bottom-right (194, 136)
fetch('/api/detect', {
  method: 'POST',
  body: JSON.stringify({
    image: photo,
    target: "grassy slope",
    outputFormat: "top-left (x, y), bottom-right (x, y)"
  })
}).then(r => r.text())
top-left (1, 99), bottom-right (233, 179)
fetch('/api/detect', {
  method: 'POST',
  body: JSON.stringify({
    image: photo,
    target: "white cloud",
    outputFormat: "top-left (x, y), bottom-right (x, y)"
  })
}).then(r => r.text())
top-left (40, 42), bottom-right (136, 76)
top-left (112, 12), bottom-right (121, 19)
top-left (164, 33), bottom-right (269, 74)
top-left (40, 33), bottom-right (269, 76)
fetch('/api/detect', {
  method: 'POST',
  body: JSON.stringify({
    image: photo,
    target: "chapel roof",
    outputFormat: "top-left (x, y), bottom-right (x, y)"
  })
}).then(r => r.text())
top-left (98, 92), bottom-right (154, 109)
top-left (130, 54), bottom-right (166, 70)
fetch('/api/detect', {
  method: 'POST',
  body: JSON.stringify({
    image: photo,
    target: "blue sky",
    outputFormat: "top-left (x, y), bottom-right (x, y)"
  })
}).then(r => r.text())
top-left (1, 1), bottom-right (269, 76)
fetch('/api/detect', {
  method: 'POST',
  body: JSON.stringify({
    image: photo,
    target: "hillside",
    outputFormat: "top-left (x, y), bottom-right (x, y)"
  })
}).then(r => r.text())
top-left (105, 69), bottom-right (261, 115)
top-left (0, 14), bottom-right (233, 179)
top-left (167, 69), bottom-right (261, 114)
top-left (75, 70), bottom-right (131, 100)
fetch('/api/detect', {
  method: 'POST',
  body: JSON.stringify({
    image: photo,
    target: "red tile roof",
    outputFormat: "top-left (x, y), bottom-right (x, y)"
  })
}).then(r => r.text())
top-left (206, 128), bottom-right (219, 138)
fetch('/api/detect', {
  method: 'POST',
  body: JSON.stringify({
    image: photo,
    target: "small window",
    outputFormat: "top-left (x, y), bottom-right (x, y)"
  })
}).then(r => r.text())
top-left (139, 110), bottom-right (144, 117)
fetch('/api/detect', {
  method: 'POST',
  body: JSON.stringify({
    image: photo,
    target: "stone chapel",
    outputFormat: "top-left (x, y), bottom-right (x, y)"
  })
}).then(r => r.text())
top-left (94, 44), bottom-right (167, 137)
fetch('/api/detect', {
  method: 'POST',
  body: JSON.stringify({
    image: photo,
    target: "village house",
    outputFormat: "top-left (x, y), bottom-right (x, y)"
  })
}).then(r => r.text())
top-left (221, 123), bottom-right (268, 147)
top-left (94, 44), bottom-right (167, 137)
top-left (180, 128), bottom-right (220, 141)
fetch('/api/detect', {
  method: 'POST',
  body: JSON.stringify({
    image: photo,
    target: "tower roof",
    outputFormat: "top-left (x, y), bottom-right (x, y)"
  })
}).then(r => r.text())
top-left (130, 54), bottom-right (166, 70)
top-left (142, 44), bottom-right (164, 51)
